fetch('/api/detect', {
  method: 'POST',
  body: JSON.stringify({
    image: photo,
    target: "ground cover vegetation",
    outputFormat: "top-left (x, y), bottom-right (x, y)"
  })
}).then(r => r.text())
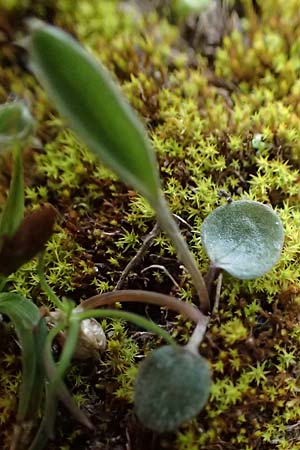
top-left (0, 1), bottom-right (300, 449)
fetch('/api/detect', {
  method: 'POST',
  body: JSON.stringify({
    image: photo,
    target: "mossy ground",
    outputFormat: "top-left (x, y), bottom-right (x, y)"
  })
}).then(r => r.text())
top-left (0, 0), bottom-right (300, 449)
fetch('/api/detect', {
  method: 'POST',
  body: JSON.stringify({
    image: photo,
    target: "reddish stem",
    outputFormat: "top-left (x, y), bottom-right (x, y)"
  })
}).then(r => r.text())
top-left (79, 289), bottom-right (207, 325)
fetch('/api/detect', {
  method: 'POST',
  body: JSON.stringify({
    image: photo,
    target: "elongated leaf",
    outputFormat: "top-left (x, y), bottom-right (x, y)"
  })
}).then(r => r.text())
top-left (201, 200), bottom-right (284, 279)
top-left (27, 20), bottom-right (161, 204)
top-left (0, 145), bottom-right (24, 240)
top-left (27, 21), bottom-right (210, 314)
top-left (0, 292), bottom-right (47, 450)
top-left (44, 319), bottom-right (92, 436)
top-left (27, 387), bottom-right (58, 450)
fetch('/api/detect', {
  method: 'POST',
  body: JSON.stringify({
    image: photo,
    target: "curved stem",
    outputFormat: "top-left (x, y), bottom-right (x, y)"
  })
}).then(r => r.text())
top-left (74, 308), bottom-right (176, 346)
top-left (55, 318), bottom-right (80, 378)
top-left (185, 318), bottom-right (210, 355)
top-left (79, 289), bottom-right (206, 325)
top-left (153, 195), bottom-right (210, 314)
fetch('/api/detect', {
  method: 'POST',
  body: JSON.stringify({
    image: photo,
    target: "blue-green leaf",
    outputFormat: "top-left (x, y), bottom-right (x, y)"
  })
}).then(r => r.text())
top-left (201, 200), bottom-right (284, 279)
top-left (134, 345), bottom-right (210, 432)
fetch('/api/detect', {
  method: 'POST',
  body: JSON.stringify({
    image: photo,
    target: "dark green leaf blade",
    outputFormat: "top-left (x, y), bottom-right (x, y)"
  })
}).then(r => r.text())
top-left (201, 200), bottom-right (284, 279)
top-left (134, 345), bottom-right (210, 432)
top-left (27, 20), bottom-right (161, 205)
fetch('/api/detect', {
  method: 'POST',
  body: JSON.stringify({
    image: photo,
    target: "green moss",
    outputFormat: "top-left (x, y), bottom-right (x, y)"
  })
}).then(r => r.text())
top-left (1, 0), bottom-right (300, 449)
top-left (7, 226), bottom-right (88, 301)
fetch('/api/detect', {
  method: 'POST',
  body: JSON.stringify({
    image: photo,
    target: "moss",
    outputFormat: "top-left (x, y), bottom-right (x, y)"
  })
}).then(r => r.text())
top-left (1, 1), bottom-right (300, 449)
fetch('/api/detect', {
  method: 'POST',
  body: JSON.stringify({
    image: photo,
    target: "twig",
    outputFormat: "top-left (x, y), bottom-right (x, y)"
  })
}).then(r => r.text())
top-left (115, 223), bottom-right (160, 290)
top-left (141, 264), bottom-right (180, 289)
top-left (204, 263), bottom-right (221, 299)
top-left (172, 213), bottom-right (193, 230)
top-left (213, 272), bottom-right (223, 315)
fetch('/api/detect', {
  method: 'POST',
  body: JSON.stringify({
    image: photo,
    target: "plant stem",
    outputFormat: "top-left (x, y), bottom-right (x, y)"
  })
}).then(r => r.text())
top-left (204, 263), bottom-right (222, 298)
top-left (185, 317), bottom-right (210, 355)
top-left (75, 308), bottom-right (176, 346)
top-left (79, 289), bottom-right (206, 325)
top-left (213, 272), bottom-right (223, 315)
top-left (154, 194), bottom-right (210, 314)
top-left (55, 318), bottom-right (80, 377)
top-left (0, 141), bottom-right (24, 238)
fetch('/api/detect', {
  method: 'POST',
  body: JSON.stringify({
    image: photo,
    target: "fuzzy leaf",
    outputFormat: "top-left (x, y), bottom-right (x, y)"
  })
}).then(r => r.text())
top-left (27, 20), bottom-right (161, 205)
top-left (134, 345), bottom-right (210, 432)
top-left (201, 200), bottom-right (284, 279)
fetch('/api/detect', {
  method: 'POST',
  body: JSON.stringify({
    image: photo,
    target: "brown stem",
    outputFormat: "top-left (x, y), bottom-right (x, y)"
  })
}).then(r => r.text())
top-left (79, 289), bottom-right (207, 325)
top-left (115, 223), bottom-right (159, 290)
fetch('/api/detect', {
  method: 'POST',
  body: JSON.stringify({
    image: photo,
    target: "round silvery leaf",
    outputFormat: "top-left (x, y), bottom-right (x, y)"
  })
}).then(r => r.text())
top-left (201, 200), bottom-right (284, 279)
top-left (134, 345), bottom-right (210, 432)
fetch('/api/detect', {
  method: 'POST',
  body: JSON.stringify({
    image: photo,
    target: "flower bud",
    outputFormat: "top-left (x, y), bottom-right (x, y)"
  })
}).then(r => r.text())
top-left (0, 101), bottom-right (34, 150)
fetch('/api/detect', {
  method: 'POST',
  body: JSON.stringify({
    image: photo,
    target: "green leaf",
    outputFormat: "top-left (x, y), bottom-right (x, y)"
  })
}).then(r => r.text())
top-left (42, 320), bottom-right (92, 440)
top-left (0, 101), bottom-right (34, 150)
top-left (134, 345), bottom-right (210, 432)
top-left (27, 20), bottom-right (161, 205)
top-left (0, 293), bottom-right (47, 449)
top-left (30, 320), bottom-right (91, 450)
top-left (27, 21), bottom-right (210, 314)
top-left (27, 388), bottom-right (57, 450)
top-left (0, 144), bottom-right (24, 239)
top-left (201, 200), bottom-right (284, 279)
